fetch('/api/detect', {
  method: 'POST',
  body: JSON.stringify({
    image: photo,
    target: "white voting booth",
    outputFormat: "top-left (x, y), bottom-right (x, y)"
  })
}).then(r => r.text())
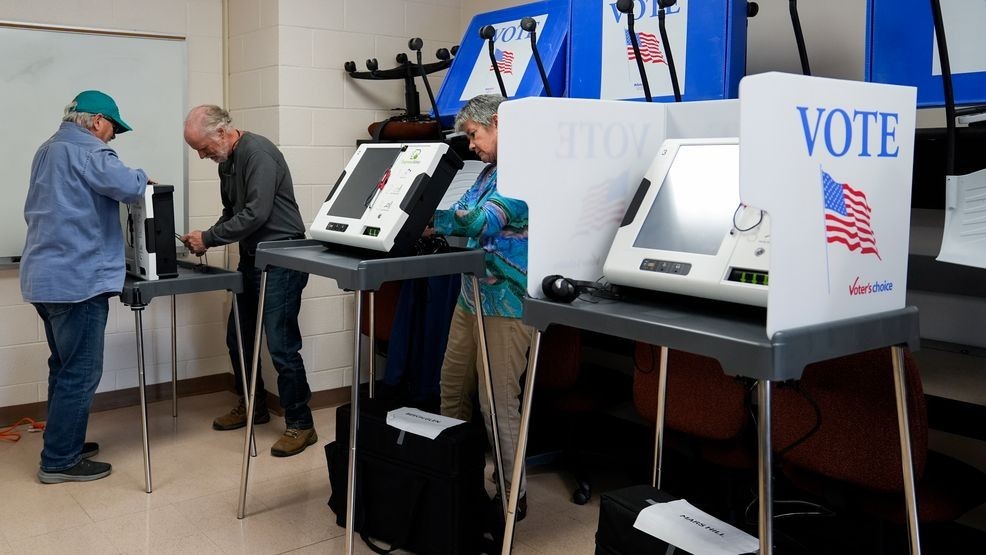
top-left (499, 73), bottom-right (916, 338)
top-left (499, 74), bottom-right (918, 553)
top-left (739, 73), bottom-right (916, 336)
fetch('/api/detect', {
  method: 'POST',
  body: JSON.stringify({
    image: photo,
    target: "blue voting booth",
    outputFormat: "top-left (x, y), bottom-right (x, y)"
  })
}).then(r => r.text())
top-left (867, 0), bottom-right (986, 107)
top-left (568, 0), bottom-right (748, 102)
top-left (434, 0), bottom-right (570, 127)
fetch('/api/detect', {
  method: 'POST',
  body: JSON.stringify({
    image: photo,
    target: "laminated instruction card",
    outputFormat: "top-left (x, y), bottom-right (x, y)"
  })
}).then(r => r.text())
top-left (937, 168), bottom-right (986, 269)
top-left (387, 407), bottom-right (465, 440)
top-left (633, 499), bottom-right (759, 555)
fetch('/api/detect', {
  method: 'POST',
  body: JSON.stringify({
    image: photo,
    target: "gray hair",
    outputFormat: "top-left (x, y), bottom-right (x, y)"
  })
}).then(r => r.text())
top-left (188, 104), bottom-right (233, 136)
top-left (62, 101), bottom-right (96, 129)
top-left (454, 94), bottom-right (505, 132)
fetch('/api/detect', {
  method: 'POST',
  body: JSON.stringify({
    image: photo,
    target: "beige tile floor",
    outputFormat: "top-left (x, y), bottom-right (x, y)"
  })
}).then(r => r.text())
top-left (0, 392), bottom-right (601, 555)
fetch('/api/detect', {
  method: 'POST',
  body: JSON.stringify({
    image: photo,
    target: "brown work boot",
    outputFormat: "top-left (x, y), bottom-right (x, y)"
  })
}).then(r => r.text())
top-left (212, 397), bottom-right (270, 431)
top-left (270, 427), bottom-right (318, 457)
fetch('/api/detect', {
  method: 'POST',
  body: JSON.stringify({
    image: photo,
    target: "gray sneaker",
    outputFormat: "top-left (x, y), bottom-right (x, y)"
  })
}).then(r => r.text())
top-left (38, 459), bottom-right (112, 484)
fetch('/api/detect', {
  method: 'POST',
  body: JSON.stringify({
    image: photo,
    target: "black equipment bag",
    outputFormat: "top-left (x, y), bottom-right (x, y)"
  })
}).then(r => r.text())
top-left (596, 485), bottom-right (695, 555)
top-left (326, 399), bottom-right (487, 554)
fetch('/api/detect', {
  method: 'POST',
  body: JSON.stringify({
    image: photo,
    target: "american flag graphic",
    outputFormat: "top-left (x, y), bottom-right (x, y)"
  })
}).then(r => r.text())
top-left (822, 170), bottom-right (881, 260)
top-left (490, 48), bottom-right (515, 75)
top-left (574, 171), bottom-right (631, 239)
top-left (625, 30), bottom-right (664, 64)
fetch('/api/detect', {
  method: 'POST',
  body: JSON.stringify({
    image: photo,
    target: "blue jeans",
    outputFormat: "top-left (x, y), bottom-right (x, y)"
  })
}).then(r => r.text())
top-left (228, 256), bottom-right (313, 429)
top-left (34, 294), bottom-right (110, 471)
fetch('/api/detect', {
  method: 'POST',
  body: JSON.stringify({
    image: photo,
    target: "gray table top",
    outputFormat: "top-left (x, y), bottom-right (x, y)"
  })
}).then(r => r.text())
top-left (524, 295), bottom-right (920, 381)
top-left (120, 261), bottom-right (243, 307)
top-left (254, 239), bottom-right (486, 291)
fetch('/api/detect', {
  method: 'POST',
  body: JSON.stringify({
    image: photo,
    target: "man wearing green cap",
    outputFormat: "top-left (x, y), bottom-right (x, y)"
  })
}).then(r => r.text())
top-left (21, 90), bottom-right (148, 483)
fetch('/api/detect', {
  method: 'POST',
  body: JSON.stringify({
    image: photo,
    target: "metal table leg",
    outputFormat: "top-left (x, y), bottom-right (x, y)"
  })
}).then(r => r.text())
top-left (891, 345), bottom-right (922, 554)
top-left (238, 270), bottom-right (269, 519)
top-left (132, 306), bottom-right (153, 493)
top-left (501, 328), bottom-right (542, 554)
top-left (652, 346), bottom-right (669, 489)
top-left (171, 295), bottom-right (178, 418)
top-left (758, 380), bottom-right (773, 555)
top-left (232, 297), bottom-right (257, 458)
top-left (345, 290), bottom-right (365, 555)
top-left (472, 277), bottom-right (507, 517)
top-left (368, 291), bottom-right (375, 399)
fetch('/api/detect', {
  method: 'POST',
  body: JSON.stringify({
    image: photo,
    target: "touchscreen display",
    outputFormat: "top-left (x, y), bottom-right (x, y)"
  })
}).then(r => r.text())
top-left (632, 144), bottom-right (740, 256)
top-left (327, 147), bottom-right (403, 219)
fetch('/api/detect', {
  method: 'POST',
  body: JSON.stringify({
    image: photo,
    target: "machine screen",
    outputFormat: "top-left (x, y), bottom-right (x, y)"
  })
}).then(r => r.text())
top-left (327, 147), bottom-right (403, 219)
top-left (632, 144), bottom-right (740, 256)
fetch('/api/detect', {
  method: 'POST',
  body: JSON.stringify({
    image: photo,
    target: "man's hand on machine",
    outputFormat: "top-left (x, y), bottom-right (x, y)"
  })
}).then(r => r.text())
top-left (180, 230), bottom-right (208, 256)
top-left (422, 226), bottom-right (436, 238)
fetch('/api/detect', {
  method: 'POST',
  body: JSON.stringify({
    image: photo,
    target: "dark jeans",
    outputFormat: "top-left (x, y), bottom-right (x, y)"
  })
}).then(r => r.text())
top-left (228, 256), bottom-right (313, 429)
top-left (34, 294), bottom-right (110, 471)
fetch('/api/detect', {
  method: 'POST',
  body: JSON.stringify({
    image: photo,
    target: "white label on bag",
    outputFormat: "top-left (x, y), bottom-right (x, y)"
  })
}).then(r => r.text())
top-left (633, 499), bottom-right (759, 555)
top-left (386, 407), bottom-right (465, 440)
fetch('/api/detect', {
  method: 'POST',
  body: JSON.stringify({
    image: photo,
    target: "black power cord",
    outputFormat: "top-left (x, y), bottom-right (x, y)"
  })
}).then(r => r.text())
top-left (789, 0), bottom-right (811, 76)
top-left (930, 0), bottom-right (957, 176)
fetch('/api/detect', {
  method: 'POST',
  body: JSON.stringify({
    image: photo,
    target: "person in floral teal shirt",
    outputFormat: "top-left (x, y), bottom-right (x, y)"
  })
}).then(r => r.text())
top-left (431, 94), bottom-right (531, 520)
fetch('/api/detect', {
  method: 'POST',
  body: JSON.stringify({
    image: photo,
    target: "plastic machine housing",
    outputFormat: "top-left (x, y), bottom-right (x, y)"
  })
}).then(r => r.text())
top-left (603, 138), bottom-right (770, 307)
top-left (124, 184), bottom-right (178, 280)
top-left (310, 143), bottom-right (463, 255)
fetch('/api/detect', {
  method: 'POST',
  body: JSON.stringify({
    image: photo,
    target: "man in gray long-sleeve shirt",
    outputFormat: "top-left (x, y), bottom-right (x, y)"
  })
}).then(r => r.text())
top-left (182, 105), bottom-right (316, 457)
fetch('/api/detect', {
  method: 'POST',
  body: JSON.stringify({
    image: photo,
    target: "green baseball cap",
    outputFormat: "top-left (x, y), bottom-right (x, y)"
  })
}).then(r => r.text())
top-left (73, 90), bottom-right (132, 133)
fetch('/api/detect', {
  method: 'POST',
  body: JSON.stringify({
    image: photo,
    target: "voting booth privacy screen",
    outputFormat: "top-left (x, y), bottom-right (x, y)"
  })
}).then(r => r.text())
top-left (310, 143), bottom-right (462, 254)
top-left (867, 0), bottom-right (986, 107)
top-left (435, 0), bottom-right (569, 126)
top-left (568, 0), bottom-right (747, 102)
top-left (740, 73), bottom-right (916, 337)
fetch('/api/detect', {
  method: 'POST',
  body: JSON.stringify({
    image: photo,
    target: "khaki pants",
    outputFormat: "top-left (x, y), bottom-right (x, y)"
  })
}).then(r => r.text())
top-left (440, 305), bottom-right (532, 497)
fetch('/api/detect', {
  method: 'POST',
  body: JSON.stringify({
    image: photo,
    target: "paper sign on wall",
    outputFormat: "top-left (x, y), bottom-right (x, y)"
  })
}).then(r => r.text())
top-left (739, 72), bottom-right (916, 337)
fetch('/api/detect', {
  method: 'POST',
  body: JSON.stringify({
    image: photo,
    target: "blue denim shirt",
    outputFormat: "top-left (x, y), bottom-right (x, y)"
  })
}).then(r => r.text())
top-left (21, 122), bottom-right (147, 303)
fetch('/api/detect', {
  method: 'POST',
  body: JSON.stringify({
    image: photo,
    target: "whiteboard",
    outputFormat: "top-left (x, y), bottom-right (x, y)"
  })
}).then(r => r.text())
top-left (0, 23), bottom-right (187, 260)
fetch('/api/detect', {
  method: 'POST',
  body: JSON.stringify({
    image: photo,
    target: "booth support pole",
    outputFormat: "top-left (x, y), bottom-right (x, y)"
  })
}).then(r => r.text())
top-left (237, 270), bottom-right (268, 519)
top-left (501, 328), bottom-right (542, 554)
top-left (652, 346), bottom-right (669, 489)
top-left (344, 292), bottom-right (365, 555)
top-left (133, 307), bottom-right (153, 493)
top-left (892, 345), bottom-right (922, 554)
top-left (232, 298), bottom-right (257, 458)
top-left (472, 277), bottom-right (508, 517)
top-left (171, 295), bottom-right (178, 418)
top-left (757, 380), bottom-right (773, 554)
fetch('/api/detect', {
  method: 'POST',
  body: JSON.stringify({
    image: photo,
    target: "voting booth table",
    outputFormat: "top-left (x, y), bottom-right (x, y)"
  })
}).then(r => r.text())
top-left (497, 73), bottom-right (922, 554)
top-left (120, 261), bottom-right (245, 493)
top-left (235, 241), bottom-right (486, 554)
top-left (234, 140), bottom-right (504, 555)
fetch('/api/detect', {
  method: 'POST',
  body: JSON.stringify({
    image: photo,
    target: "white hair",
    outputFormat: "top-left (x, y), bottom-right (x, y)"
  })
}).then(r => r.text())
top-left (62, 101), bottom-right (96, 129)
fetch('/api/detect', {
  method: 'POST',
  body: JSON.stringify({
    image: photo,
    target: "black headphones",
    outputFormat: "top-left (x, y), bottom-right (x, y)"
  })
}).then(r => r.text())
top-left (541, 274), bottom-right (600, 304)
